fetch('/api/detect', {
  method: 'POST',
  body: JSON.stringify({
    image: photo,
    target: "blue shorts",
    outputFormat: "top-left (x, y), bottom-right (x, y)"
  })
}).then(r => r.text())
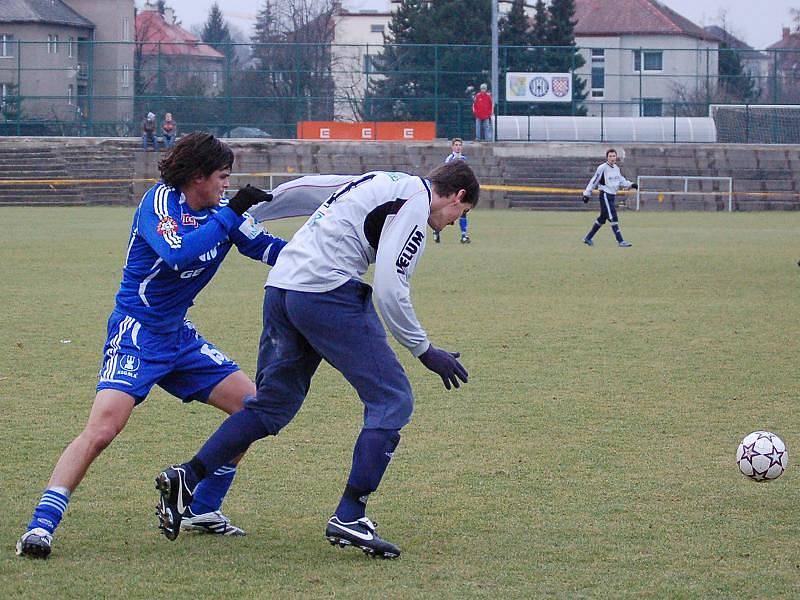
top-left (96, 311), bottom-right (240, 404)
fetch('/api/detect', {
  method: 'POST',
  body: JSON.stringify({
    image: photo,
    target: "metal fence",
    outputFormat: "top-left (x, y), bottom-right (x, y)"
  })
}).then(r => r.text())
top-left (0, 41), bottom-right (797, 142)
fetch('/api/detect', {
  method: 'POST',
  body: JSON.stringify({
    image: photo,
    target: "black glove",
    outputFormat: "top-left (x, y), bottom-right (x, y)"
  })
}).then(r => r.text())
top-left (630, 183), bottom-right (638, 190)
top-left (419, 345), bottom-right (468, 390)
top-left (582, 195), bottom-right (590, 203)
top-left (227, 185), bottom-right (272, 216)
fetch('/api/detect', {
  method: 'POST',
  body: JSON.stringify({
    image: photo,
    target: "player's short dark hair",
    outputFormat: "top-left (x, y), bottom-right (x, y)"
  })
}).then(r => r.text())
top-left (427, 160), bottom-right (480, 207)
top-left (158, 132), bottom-right (234, 188)
top-left (606, 148), bottom-right (617, 157)
top-left (451, 137), bottom-right (463, 144)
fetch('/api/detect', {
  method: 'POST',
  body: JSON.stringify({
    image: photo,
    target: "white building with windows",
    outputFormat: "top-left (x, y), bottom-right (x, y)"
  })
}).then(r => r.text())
top-left (574, 0), bottom-right (720, 116)
top-left (331, 4), bottom-right (392, 120)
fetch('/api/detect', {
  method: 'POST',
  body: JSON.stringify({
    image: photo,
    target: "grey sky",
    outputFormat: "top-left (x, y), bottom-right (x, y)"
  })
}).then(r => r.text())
top-left (145, 0), bottom-right (794, 51)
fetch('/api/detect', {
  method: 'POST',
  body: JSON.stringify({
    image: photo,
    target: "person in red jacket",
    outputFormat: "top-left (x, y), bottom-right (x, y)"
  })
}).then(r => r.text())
top-left (472, 83), bottom-right (494, 142)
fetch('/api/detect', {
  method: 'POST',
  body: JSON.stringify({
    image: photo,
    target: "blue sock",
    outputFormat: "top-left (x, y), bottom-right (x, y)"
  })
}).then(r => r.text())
top-left (335, 428), bottom-right (400, 522)
top-left (460, 216), bottom-right (468, 235)
top-left (190, 464), bottom-right (237, 514)
top-left (611, 223), bottom-right (624, 242)
top-left (586, 221), bottom-right (602, 240)
top-left (187, 408), bottom-right (270, 488)
top-left (28, 488), bottom-right (70, 534)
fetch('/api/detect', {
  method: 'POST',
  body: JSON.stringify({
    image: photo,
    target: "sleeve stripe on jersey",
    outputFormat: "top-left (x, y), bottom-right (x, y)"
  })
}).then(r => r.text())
top-left (153, 184), bottom-right (182, 249)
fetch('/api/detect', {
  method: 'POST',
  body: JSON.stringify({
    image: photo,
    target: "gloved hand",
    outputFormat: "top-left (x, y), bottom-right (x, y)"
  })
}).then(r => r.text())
top-left (582, 195), bottom-right (590, 203)
top-left (227, 185), bottom-right (272, 216)
top-left (630, 182), bottom-right (638, 190)
top-left (419, 345), bottom-right (468, 390)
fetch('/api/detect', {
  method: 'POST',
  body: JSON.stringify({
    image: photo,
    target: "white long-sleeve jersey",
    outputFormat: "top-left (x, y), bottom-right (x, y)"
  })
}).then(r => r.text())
top-left (266, 172), bottom-right (432, 357)
top-left (584, 162), bottom-right (633, 196)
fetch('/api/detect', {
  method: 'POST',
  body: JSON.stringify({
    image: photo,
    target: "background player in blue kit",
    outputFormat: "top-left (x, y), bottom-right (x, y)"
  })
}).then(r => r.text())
top-left (16, 133), bottom-right (286, 559)
top-left (154, 161), bottom-right (479, 559)
top-left (433, 138), bottom-right (471, 244)
top-left (582, 148), bottom-right (637, 247)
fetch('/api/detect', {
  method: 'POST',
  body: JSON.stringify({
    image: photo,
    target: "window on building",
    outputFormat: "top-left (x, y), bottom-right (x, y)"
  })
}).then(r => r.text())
top-left (68, 36), bottom-right (74, 58)
top-left (1, 82), bottom-right (8, 108)
top-left (634, 50), bottom-right (662, 72)
top-left (122, 64), bottom-right (131, 88)
top-left (370, 24), bottom-right (385, 34)
top-left (212, 71), bottom-right (219, 87)
top-left (123, 17), bottom-right (131, 42)
top-left (640, 97), bottom-right (663, 116)
top-left (591, 48), bottom-right (605, 98)
top-left (1, 34), bottom-right (14, 58)
top-left (48, 34), bottom-right (60, 54)
top-left (67, 84), bottom-right (74, 105)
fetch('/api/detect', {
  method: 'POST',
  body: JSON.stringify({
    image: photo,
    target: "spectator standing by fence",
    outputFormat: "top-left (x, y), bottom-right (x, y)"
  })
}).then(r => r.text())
top-left (472, 84), bottom-right (493, 142)
top-left (141, 112), bottom-right (157, 151)
top-left (162, 113), bottom-right (177, 149)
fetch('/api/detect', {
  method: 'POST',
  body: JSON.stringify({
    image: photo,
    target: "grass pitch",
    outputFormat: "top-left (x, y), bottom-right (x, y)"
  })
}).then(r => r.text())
top-left (1, 208), bottom-right (799, 598)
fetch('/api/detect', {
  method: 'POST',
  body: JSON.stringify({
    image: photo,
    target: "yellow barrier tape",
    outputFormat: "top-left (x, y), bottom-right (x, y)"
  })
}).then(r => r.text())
top-left (0, 175), bottom-right (796, 200)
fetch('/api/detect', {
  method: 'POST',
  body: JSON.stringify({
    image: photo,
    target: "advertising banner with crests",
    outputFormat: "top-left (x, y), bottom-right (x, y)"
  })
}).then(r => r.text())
top-left (506, 72), bottom-right (573, 103)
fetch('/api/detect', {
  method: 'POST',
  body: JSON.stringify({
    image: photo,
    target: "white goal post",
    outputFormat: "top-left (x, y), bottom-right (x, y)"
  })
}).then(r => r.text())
top-left (634, 175), bottom-right (733, 212)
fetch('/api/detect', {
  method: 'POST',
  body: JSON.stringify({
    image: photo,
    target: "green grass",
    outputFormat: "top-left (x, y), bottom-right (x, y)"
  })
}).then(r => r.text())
top-left (1, 208), bottom-right (799, 598)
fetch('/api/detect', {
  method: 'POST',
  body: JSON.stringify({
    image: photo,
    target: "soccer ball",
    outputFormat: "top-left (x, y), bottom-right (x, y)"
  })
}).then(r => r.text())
top-left (736, 431), bottom-right (788, 482)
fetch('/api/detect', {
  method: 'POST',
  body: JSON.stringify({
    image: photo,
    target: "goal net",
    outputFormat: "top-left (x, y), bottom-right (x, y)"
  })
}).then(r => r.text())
top-left (710, 104), bottom-right (800, 144)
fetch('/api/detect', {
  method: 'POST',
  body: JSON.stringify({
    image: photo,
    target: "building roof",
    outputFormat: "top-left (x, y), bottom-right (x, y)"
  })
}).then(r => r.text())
top-left (135, 10), bottom-right (224, 60)
top-left (766, 28), bottom-right (800, 52)
top-left (704, 26), bottom-right (768, 59)
top-left (574, 0), bottom-right (719, 42)
top-left (0, 0), bottom-right (93, 28)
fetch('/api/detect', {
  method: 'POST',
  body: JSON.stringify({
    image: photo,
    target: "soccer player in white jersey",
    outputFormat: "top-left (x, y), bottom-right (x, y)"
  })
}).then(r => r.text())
top-left (433, 138), bottom-right (471, 244)
top-left (16, 133), bottom-right (286, 559)
top-left (154, 161), bottom-right (480, 559)
top-left (581, 148), bottom-right (637, 247)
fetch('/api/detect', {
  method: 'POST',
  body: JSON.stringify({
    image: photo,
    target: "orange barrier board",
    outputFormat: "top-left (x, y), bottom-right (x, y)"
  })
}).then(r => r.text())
top-left (297, 121), bottom-right (436, 141)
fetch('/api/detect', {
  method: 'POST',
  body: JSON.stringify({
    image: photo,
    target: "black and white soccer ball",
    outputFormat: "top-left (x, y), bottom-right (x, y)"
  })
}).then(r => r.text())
top-left (736, 431), bottom-right (788, 482)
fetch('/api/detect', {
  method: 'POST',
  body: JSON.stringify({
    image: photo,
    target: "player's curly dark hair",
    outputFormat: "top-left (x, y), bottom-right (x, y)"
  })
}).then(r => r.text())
top-left (158, 132), bottom-right (234, 189)
top-left (427, 160), bottom-right (480, 206)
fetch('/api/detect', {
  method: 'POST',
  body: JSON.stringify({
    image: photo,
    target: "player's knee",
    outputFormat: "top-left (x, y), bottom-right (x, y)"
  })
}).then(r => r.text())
top-left (81, 422), bottom-right (121, 454)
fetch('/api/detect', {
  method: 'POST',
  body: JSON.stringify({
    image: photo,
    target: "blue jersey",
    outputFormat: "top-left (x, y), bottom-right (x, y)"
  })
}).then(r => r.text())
top-left (114, 182), bottom-right (286, 332)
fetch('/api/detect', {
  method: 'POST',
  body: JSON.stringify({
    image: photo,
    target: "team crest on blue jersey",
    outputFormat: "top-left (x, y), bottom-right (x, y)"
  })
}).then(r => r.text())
top-left (181, 213), bottom-right (198, 228)
top-left (117, 354), bottom-right (140, 377)
top-left (156, 215), bottom-right (179, 236)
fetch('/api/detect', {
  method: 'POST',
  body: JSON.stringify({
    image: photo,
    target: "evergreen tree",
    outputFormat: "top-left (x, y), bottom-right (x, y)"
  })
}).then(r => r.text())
top-left (364, 0), bottom-right (430, 120)
top-left (498, 0), bottom-right (537, 114)
top-left (542, 0), bottom-right (586, 115)
top-left (719, 41), bottom-right (759, 102)
top-left (366, 0), bottom-right (492, 124)
top-left (530, 0), bottom-right (549, 71)
top-left (201, 3), bottom-right (233, 59)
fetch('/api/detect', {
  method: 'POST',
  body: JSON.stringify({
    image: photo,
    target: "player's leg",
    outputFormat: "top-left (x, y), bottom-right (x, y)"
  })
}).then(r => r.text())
top-left (288, 280), bottom-right (410, 558)
top-left (459, 215), bottom-right (470, 243)
top-left (17, 389), bottom-right (136, 558)
top-left (17, 312), bottom-right (163, 558)
top-left (584, 194), bottom-right (607, 244)
top-left (605, 194), bottom-right (630, 246)
top-left (155, 325), bottom-right (253, 535)
top-left (186, 370), bottom-right (254, 535)
top-left (154, 289), bottom-right (321, 540)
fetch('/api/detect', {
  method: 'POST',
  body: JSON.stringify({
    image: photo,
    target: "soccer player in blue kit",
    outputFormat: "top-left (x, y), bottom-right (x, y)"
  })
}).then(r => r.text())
top-left (154, 160), bottom-right (479, 559)
top-left (582, 148), bottom-right (637, 247)
top-left (16, 133), bottom-right (286, 559)
top-left (433, 138), bottom-right (471, 244)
